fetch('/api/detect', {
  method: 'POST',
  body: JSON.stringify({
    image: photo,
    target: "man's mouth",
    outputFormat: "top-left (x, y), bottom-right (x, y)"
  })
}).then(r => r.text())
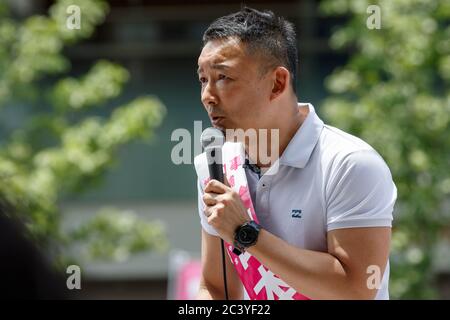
top-left (210, 114), bottom-right (225, 125)
top-left (211, 115), bottom-right (223, 120)
top-left (211, 116), bottom-right (225, 126)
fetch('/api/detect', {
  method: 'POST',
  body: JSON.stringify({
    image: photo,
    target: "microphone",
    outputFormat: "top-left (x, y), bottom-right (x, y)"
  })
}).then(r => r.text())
top-left (200, 127), bottom-right (229, 300)
top-left (200, 127), bottom-right (225, 183)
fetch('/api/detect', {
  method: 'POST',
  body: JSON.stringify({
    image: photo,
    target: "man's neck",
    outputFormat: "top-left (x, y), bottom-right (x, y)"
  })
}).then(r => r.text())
top-left (247, 102), bottom-right (310, 169)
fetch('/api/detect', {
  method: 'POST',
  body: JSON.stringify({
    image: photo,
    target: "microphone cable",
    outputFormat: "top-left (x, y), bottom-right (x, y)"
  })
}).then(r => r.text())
top-left (220, 239), bottom-right (229, 300)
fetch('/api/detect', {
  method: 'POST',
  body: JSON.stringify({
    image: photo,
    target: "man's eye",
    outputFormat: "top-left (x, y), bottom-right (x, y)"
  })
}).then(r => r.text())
top-left (199, 77), bottom-right (207, 84)
top-left (218, 74), bottom-right (228, 80)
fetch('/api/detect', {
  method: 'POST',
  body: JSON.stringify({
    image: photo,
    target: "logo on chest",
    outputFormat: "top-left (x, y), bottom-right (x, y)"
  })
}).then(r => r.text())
top-left (291, 209), bottom-right (302, 219)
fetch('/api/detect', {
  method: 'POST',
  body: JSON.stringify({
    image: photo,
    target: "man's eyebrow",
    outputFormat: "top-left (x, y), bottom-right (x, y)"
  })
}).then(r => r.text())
top-left (212, 63), bottom-right (231, 71)
top-left (197, 63), bottom-right (231, 75)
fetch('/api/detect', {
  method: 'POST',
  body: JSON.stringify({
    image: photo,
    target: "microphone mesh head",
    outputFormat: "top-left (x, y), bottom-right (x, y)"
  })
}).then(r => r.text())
top-left (200, 127), bottom-right (225, 149)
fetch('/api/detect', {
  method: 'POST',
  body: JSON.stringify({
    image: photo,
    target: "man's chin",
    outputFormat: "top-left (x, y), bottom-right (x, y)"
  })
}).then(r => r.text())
top-left (211, 120), bottom-right (232, 131)
top-left (209, 123), bottom-right (221, 131)
top-left (209, 119), bottom-right (242, 133)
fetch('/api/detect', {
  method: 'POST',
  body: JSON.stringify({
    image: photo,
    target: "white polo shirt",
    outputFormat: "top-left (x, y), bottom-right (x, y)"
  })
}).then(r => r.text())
top-left (197, 103), bottom-right (397, 300)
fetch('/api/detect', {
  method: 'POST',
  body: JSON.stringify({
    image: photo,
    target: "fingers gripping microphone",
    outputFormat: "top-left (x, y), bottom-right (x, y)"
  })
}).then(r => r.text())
top-left (201, 128), bottom-right (225, 183)
top-left (200, 127), bottom-right (229, 300)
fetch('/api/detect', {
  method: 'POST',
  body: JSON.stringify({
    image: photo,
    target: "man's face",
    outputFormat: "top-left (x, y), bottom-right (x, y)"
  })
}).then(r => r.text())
top-left (197, 38), bottom-right (272, 132)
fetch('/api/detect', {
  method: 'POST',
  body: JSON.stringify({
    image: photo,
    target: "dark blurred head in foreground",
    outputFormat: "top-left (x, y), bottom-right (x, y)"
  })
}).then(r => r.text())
top-left (0, 197), bottom-right (66, 299)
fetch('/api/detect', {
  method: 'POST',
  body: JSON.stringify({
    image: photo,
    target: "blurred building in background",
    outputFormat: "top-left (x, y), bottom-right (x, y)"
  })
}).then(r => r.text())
top-left (57, 0), bottom-right (343, 299)
top-left (4, 0), bottom-right (449, 299)
top-left (64, 0), bottom-right (344, 299)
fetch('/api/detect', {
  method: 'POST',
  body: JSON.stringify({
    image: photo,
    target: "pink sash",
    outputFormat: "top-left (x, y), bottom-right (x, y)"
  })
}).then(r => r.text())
top-left (194, 142), bottom-right (309, 300)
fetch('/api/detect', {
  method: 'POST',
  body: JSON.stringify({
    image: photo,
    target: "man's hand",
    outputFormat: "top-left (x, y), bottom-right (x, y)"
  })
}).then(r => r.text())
top-left (202, 179), bottom-right (250, 243)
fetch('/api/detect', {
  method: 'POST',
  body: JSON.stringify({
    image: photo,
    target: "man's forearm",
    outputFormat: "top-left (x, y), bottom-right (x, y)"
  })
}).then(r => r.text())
top-left (247, 229), bottom-right (374, 300)
top-left (197, 283), bottom-right (244, 300)
top-left (197, 286), bottom-right (214, 300)
top-left (196, 280), bottom-right (225, 300)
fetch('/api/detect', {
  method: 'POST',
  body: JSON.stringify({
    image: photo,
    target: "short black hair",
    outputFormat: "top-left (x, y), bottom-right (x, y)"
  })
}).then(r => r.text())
top-left (203, 7), bottom-right (298, 93)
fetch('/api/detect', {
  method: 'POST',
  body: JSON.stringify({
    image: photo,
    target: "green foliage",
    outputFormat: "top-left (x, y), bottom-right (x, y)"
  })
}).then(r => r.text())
top-left (51, 60), bottom-right (130, 111)
top-left (0, 0), bottom-right (167, 266)
top-left (69, 208), bottom-right (168, 262)
top-left (320, 0), bottom-right (450, 298)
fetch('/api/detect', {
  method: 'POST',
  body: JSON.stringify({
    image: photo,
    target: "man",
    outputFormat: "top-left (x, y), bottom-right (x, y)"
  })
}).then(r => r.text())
top-left (196, 7), bottom-right (396, 300)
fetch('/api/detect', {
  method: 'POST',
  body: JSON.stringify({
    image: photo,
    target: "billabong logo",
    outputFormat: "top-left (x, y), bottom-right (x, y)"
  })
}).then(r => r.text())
top-left (291, 209), bottom-right (302, 218)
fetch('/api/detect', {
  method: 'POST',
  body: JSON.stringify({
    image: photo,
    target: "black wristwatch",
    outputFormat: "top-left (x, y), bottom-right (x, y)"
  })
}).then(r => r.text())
top-left (232, 221), bottom-right (261, 255)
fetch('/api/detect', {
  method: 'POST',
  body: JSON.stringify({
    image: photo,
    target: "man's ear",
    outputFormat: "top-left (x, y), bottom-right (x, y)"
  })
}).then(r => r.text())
top-left (270, 67), bottom-right (290, 101)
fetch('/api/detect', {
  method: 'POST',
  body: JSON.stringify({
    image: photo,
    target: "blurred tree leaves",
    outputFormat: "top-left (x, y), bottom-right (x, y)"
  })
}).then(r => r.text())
top-left (51, 60), bottom-right (129, 111)
top-left (0, 0), bottom-right (167, 266)
top-left (69, 208), bottom-right (168, 262)
top-left (320, 0), bottom-right (450, 298)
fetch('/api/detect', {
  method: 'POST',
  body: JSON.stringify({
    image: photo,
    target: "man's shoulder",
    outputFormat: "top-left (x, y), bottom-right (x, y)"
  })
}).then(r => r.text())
top-left (317, 125), bottom-right (389, 173)
top-left (321, 125), bottom-right (373, 153)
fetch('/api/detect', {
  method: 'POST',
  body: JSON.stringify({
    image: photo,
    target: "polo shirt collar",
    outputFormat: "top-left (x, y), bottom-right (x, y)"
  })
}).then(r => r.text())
top-left (279, 103), bottom-right (324, 169)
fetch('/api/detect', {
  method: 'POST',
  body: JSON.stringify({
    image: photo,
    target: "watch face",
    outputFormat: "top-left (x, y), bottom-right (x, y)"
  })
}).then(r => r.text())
top-left (237, 225), bottom-right (258, 245)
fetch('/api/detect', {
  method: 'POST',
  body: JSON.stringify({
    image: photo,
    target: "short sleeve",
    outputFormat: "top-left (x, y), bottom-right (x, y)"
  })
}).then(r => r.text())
top-left (197, 179), bottom-right (219, 236)
top-left (326, 150), bottom-right (397, 231)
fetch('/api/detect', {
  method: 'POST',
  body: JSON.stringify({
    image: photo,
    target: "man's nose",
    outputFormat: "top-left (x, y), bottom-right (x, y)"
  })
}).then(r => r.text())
top-left (201, 82), bottom-right (218, 107)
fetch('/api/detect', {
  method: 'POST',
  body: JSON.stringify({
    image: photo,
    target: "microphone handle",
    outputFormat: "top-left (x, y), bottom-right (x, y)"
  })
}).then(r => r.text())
top-left (206, 147), bottom-right (224, 183)
top-left (205, 145), bottom-right (228, 300)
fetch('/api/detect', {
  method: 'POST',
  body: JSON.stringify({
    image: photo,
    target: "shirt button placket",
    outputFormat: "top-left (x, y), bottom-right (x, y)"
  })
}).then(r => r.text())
top-left (257, 177), bottom-right (271, 217)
